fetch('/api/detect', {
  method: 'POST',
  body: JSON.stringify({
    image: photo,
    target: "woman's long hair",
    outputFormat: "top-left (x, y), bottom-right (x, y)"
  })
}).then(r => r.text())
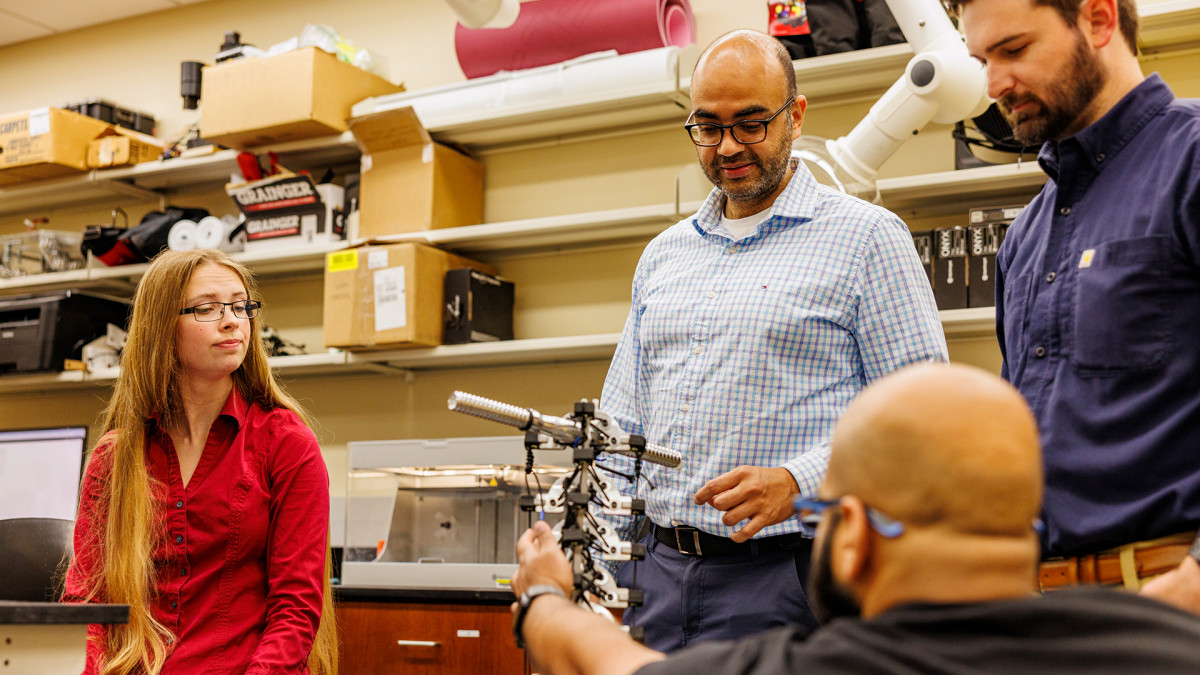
top-left (77, 248), bottom-right (337, 675)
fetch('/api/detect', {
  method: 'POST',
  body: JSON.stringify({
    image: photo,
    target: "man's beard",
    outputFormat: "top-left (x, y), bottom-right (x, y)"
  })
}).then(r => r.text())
top-left (807, 511), bottom-right (863, 624)
top-left (998, 30), bottom-right (1106, 145)
top-left (701, 129), bottom-right (793, 204)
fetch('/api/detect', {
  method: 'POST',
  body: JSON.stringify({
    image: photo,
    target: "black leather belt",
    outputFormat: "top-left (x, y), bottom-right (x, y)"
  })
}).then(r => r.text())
top-left (653, 524), bottom-right (808, 557)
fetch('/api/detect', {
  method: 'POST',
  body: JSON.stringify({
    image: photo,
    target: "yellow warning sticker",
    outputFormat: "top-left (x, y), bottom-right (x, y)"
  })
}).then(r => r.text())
top-left (327, 250), bottom-right (358, 272)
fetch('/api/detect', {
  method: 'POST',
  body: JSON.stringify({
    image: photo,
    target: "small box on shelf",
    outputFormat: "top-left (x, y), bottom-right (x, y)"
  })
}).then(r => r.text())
top-left (87, 126), bottom-right (165, 168)
top-left (911, 230), bottom-right (935, 288)
top-left (347, 106), bottom-right (483, 239)
top-left (323, 243), bottom-right (495, 350)
top-left (933, 226), bottom-right (968, 311)
top-left (200, 46), bottom-right (404, 149)
top-left (0, 107), bottom-right (111, 185)
top-left (966, 204), bottom-right (1023, 308)
top-left (226, 172), bottom-right (345, 252)
top-left (443, 268), bottom-right (514, 345)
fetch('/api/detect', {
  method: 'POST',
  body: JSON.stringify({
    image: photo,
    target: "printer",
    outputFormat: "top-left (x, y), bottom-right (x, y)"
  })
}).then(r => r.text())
top-left (0, 291), bottom-right (128, 374)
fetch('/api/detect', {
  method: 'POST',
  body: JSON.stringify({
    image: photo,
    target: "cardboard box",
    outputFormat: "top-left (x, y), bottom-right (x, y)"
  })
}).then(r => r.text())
top-left (200, 47), bottom-right (404, 149)
top-left (87, 126), bottom-right (165, 168)
top-left (324, 243), bottom-right (495, 350)
top-left (226, 172), bottom-right (345, 252)
top-left (443, 268), bottom-right (515, 344)
top-left (933, 227), bottom-right (969, 310)
top-left (0, 108), bottom-right (112, 185)
top-left (348, 107), bottom-right (483, 239)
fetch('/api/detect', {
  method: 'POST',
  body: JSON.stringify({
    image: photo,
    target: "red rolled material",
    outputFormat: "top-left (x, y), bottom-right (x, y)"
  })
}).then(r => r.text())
top-left (454, 0), bottom-right (695, 79)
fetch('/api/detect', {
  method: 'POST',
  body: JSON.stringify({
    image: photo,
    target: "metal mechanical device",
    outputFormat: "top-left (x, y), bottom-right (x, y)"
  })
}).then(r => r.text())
top-left (448, 391), bottom-right (681, 629)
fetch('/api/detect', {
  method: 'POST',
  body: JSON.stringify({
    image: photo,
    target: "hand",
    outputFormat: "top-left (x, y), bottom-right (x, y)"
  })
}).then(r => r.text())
top-left (1141, 555), bottom-right (1200, 616)
top-left (694, 466), bottom-right (800, 543)
top-left (512, 521), bottom-right (573, 604)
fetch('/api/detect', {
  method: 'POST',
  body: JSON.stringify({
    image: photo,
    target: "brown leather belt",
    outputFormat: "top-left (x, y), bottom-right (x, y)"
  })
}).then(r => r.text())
top-left (1038, 537), bottom-right (1192, 590)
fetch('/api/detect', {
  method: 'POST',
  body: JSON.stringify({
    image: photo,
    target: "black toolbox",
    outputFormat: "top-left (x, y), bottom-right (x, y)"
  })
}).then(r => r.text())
top-left (62, 98), bottom-right (155, 135)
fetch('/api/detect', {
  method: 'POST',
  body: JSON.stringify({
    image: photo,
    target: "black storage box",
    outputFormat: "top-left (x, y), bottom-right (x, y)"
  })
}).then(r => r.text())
top-left (966, 204), bottom-right (1022, 308)
top-left (63, 98), bottom-right (156, 135)
top-left (443, 268), bottom-right (514, 344)
top-left (967, 222), bottom-right (1009, 308)
top-left (933, 227), bottom-right (969, 310)
top-left (0, 291), bottom-right (128, 375)
top-left (911, 231), bottom-right (935, 288)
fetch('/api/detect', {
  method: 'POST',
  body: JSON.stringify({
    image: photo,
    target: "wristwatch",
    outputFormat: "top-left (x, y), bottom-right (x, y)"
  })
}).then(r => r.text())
top-left (513, 584), bottom-right (567, 649)
top-left (1189, 533), bottom-right (1200, 563)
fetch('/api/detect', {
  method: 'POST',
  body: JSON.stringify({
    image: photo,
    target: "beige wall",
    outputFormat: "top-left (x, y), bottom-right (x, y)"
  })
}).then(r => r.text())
top-left (1, 0), bottom-right (1196, 493)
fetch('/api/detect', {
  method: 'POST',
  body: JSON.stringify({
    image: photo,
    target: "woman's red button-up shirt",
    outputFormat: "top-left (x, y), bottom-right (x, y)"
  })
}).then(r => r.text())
top-left (64, 389), bottom-right (329, 674)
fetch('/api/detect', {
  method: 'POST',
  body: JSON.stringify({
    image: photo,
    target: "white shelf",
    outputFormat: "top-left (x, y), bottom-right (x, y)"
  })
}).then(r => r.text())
top-left (351, 333), bottom-right (622, 371)
top-left (373, 202), bottom-right (682, 257)
top-left (792, 44), bottom-right (914, 107)
top-left (940, 306), bottom-right (996, 339)
top-left (0, 133), bottom-right (361, 220)
top-left (1140, 0), bottom-right (1200, 54)
top-left (0, 307), bottom-right (1000, 393)
top-left (878, 162), bottom-right (1048, 216)
top-left (0, 241), bottom-right (347, 297)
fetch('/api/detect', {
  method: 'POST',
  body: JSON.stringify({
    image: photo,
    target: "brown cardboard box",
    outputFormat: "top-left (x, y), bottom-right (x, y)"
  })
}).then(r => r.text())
top-left (348, 107), bottom-right (483, 238)
top-left (324, 242), bottom-right (495, 350)
top-left (87, 126), bottom-right (165, 168)
top-left (0, 108), bottom-right (112, 185)
top-left (200, 47), bottom-right (404, 149)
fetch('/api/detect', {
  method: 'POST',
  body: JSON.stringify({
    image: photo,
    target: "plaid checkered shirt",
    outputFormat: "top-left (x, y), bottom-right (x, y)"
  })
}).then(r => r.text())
top-left (598, 160), bottom-right (947, 541)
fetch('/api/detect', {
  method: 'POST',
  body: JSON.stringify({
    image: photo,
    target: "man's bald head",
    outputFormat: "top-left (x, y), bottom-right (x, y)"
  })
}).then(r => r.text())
top-left (825, 363), bottom-right (1042, 537)
top-left (692, 30), bottom-right (797, 103)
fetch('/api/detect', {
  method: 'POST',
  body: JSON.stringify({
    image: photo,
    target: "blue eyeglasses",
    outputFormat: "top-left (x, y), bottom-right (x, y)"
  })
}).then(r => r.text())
top-left (795, 496), bottom-right (1046, 538)
top-left (793, 496), bottom-right (905, 539)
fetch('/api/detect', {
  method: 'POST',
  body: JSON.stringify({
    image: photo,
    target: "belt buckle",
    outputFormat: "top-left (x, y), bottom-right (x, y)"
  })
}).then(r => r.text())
top-left (674, 527), bottom-right (703, 556)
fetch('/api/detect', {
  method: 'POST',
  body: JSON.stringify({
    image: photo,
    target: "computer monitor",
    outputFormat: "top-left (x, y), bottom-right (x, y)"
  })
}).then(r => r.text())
top-left (0, 426), bottom-right (88, 521)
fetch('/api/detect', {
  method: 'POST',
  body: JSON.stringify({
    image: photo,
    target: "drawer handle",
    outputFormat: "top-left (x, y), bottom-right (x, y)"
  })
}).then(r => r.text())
top-left (396, 640), bottom-right (441, 648)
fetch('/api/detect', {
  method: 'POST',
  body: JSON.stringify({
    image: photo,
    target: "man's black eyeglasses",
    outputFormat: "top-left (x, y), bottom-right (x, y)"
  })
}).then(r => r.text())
top-left (685, 97), bottom-right (795, 147)
top-left (179, 300), bottom-right (261, 322)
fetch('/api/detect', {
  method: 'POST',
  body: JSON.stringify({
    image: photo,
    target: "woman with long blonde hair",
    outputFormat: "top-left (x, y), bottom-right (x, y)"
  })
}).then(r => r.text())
top-left (64, 248), bottom-right (337, 674)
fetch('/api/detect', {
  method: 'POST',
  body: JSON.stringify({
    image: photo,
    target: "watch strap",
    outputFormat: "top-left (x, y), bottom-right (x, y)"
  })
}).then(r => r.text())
top-left (1189, 533), bottom-right (1200, 563)
top-left (513, 584), bottom-right (567, 650)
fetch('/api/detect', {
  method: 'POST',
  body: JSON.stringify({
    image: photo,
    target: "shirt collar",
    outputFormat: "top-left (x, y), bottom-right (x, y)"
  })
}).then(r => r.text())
top-left (1037, 74), bottom-right (1174, 180)
top-left (691, 156), bottom-right (820, 236)
top-left (221, 386), bottom-right (249, 430)
top-left (147, 385), bottom-right (248, 432)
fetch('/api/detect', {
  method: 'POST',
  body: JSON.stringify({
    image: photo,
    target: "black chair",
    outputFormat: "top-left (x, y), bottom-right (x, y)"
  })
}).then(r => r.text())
top-left (0, 517), bottom-right (75, 602)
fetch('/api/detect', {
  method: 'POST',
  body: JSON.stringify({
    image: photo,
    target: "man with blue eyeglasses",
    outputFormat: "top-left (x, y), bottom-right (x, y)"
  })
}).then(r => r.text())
top-left (597, 28), bottom-right (946, 651)
top-left (512, 364), bottom-right (1200, 674)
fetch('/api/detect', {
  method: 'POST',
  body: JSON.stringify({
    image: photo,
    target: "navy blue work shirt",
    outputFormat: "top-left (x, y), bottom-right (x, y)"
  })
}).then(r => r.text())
top-left (996, 74), bottom-right (1200, 558)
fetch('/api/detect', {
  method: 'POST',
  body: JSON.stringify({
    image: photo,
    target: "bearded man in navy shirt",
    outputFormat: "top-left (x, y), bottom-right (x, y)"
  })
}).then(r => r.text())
top-left (950, 0), bottom-right (1200, 612)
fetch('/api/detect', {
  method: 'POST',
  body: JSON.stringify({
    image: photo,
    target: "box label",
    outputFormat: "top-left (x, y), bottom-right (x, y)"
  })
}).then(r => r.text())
top-left (29, 108), bottom-right (50, 137)
top-left (374, 266), bottom-right (407, 332)
top-left (367, 249), bottom-right (389, 270)
top-left (328, 250), bottom-right (358, 272)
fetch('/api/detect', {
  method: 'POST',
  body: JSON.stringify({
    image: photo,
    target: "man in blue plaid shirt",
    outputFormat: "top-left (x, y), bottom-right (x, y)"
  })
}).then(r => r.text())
top-left (599, 29), bottom-right (947, 651)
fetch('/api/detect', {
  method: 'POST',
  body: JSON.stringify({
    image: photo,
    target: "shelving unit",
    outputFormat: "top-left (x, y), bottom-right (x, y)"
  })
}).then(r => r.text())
top-left (0, 307), bottom-right (1003, 394)
top-left (2, 0), bottom-right (1196, 397)
top-left (5, 0), bottom-right (1195, 220)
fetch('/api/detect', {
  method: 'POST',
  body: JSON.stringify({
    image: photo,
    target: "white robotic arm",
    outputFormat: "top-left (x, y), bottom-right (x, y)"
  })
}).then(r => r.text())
top-left (801, 0), bottom-right (991, 199)
top-left (442, 0), bottom-right (520, 29)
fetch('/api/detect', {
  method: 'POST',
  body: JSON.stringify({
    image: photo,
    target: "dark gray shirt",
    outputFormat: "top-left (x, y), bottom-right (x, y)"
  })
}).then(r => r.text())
top-left (635, 589), bottom-right (1200, 674)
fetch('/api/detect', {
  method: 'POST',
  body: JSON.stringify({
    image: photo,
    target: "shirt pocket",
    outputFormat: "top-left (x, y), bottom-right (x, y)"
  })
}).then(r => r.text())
top-left (1002, 273), bottom-right (1033, 368)
top-left (1071, 236), bottom-right (1171, 373)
